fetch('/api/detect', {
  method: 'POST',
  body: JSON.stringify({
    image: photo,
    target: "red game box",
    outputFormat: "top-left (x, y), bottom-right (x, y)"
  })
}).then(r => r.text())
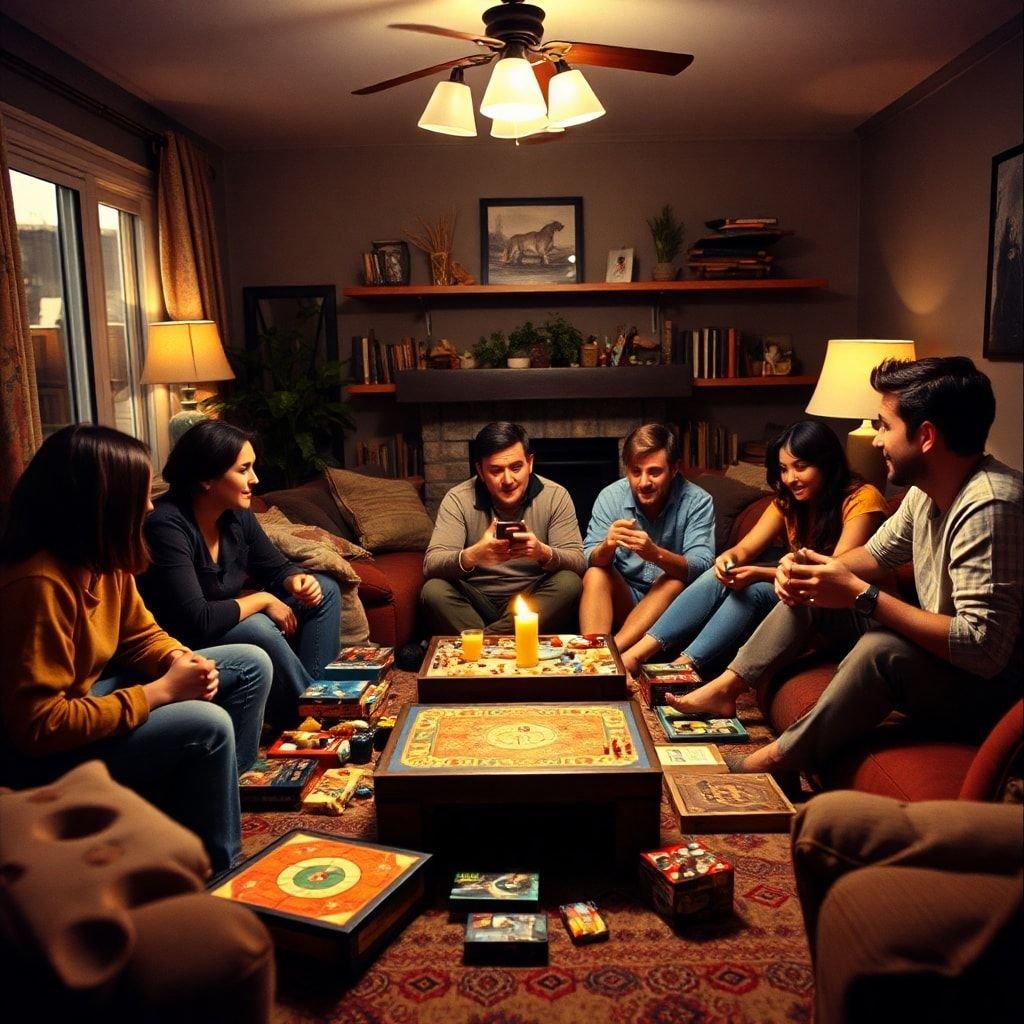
top-left (635, 663), bottom-right (703, 707)
top-left (638, 840), bottom-right (734, 925)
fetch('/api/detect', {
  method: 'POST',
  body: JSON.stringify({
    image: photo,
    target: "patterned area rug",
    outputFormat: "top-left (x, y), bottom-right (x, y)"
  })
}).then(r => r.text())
top-left (243, 672), bottom-right (813, 1024)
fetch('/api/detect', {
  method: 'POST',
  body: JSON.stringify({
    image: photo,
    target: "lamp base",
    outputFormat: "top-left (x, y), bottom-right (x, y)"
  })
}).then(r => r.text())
top-left (847, 419), bottom-right (886, 492)
top-left (169, 409), bottom-right (209, 446)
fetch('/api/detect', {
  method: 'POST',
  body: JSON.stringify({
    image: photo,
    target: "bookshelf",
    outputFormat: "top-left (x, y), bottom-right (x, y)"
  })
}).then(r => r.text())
top-left (341, 279), bottom-right (828, 298)
top-left (692, 374), bottom-right (817, 389)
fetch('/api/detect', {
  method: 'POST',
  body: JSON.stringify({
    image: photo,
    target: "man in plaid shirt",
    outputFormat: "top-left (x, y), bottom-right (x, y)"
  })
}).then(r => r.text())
top-left (671, 356), bottom-right (1022, 776)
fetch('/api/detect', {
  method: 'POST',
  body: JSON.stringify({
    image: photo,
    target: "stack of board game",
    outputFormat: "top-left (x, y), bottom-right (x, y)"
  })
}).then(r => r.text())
top-left (239, 757), bottom-right (320, 810)
top-left (635, 662), bottom-right (702, 707)
top-left (463, 913), bottom-right (548, 965)
top-left (323, 646), bottom-right (394, 680)
top-left (655, 707), bottom-right (749, 743)
top-left (662, 772), bottom-right (797, 832)
top-left (638, 841), bottom-right (734, 924)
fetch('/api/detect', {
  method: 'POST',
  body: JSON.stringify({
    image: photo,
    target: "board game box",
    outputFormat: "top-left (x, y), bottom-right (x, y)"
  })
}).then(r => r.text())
top-left (639, 840), bottom-right (734, 925)
top-left (323, 645), bottom-right (394, 680)
top-left (635, 662), bottom-right (703, 707)
top-left (559, 901), bottom-right (609, 944)
top-left (239, 757), bottom-right (320, 810)
top-left (663, 772), bottom-right (797, 832)
top-left (654, 707), bottom-right (750, 743)
top-left (449, 872), bottom-right (540, 913)
top-left (463, 912), bottom-right (549, 965)
top-left (298, 679), bottom-right (373, 718)
top-left (654, 744), bottom-right (728, 772)
top-left (209, 829), bottom-right (430, 976)
top-left (267, 730), bottom-right (347, 762)
top-left (301, 766), bottom-right (370, 815)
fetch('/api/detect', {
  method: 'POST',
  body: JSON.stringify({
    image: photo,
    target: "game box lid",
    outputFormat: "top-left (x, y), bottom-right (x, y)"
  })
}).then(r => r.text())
top-left (654, 707), bottom-right (750, 743)
top-left (449, 871), bottom-right (540, 913)
top-left (267, 731), bottom-right (347, 762)
top-left (463, 912), bottom-right (549, 965)
top-left (663, 772), bottom-right (797, 832)
top-left (323, 645), bottom-right (394, 680)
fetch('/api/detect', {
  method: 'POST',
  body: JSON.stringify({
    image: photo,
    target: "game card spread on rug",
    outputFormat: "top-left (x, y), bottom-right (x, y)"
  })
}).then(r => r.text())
top-left (423, 634), bottom-right (620, 677)
top-left (663, 772), bottom-right (797, 832)
top-left (389, 703), bottom-right (648, 771)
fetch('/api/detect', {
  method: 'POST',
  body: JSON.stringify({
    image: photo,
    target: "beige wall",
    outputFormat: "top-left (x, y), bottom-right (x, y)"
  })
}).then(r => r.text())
top-left (223, 137), bottom-right (860, 463)
top-left (858, 31), bottom-right (1023, 470)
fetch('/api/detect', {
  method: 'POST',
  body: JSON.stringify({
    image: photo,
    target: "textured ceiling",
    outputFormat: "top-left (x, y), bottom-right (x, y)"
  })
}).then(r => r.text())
top-left (2, 0), bottom-right (1021, 149)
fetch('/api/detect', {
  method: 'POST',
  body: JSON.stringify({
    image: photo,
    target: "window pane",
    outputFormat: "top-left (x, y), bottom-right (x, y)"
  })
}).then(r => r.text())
top-left (99, 203), bottom-right (146, 439)
top-left (11, 170), bottom-right (92, 434)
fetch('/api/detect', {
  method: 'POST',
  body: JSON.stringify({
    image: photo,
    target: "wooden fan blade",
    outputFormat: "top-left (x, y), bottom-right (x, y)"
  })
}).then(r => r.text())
top-left (389, 23), bottom-right (504, 49)
top-left (521, 131), bottom-right (565, 146)
top-left (352, 55), bottom-right (486, 95)
top-left (544, 41), bottom-right (693, 75)
top-left (532, 59), bottom-right (556, 103)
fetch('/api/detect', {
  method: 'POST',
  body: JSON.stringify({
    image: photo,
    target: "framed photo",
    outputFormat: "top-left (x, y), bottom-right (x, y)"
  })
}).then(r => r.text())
top-left (605, 247), bottom-right (634, 283)
top-left (371, 239), bottom-right (411, 285)
top-left (480, 196), bottom-right (583, 285)
top-left (983, 144), bottom-right (1023, 361)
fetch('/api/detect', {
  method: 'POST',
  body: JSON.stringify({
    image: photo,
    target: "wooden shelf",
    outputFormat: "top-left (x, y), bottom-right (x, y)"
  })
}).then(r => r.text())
top-left (692, 374), bottom-right (818, 389)
top-left (346, 383), bottom-right (396, 394)
top-left (343, 279), bottom-right (828, 299)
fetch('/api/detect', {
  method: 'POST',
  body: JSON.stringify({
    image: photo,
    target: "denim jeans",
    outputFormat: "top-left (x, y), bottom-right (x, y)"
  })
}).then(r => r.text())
top-left (645, 565), bottom-right (779, 672)
top-left (0, 643), bottom-right (272, 872)
top-left (219, 573), bottom-right (341, 712)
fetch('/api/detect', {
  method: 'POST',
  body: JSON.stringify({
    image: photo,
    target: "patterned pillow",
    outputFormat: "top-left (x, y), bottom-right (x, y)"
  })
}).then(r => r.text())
top-left (325, 469), bottom-right (434, 552)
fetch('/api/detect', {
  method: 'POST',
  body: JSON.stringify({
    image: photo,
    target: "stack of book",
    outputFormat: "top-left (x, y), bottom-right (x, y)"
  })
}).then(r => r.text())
top-left (680, 420), bottom-right (739, 471)
top-left (687, 218), bottom-right (793, 279)
top-left (354, 435), bottom-right (422, 479)
top-left (351, 333), bottom-right (428, 385)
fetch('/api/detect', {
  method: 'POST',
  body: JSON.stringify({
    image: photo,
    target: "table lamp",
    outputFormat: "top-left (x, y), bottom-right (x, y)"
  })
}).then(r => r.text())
top-left (806, 339), bottom-right (917, 490)
top-left (142, 320), bottom-right (234, 445)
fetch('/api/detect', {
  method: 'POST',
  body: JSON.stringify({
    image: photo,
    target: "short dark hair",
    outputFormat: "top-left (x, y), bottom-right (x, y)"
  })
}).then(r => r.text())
top-left (0, 424), bottom-right (153, 573)
top-left (622, 423), bottom-right (679, 467)
top-left (163, 419), bottom-right (254, 500)
top-left (870, 357), bottom-right (995, 456)
top-left (472, 422), bottom-right (531, 464)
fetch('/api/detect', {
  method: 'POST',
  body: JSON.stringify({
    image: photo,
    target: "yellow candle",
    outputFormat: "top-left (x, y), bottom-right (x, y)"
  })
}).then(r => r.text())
top-left (514, 595), bottom-right (539, 668)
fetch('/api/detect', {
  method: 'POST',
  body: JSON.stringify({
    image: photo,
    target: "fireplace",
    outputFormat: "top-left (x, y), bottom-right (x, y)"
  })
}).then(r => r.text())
top-left (528, 437), bottom-right (620, 537)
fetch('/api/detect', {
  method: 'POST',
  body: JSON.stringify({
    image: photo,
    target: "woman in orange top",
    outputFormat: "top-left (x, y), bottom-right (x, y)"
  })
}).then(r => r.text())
top-left (621, 421), bottom-right (887, 677)
top-left (0, 425), bottom-right (272, 871)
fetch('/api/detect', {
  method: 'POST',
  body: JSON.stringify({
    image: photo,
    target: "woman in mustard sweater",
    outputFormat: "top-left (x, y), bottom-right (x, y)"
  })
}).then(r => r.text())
top-left (0, 425), bottom-right (272, 871)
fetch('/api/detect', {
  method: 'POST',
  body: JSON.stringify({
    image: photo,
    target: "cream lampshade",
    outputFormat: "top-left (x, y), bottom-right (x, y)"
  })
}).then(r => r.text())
top-left (547, 62), bottom-right (605, 128)
top-left (480, 53), bottom-right (547, 122)
top-left (142, 320), bottom-right (234, 444)
top-left (806, 338), bottom-right (916, 489)
top-left (418, 68), bottom-right (477, 137)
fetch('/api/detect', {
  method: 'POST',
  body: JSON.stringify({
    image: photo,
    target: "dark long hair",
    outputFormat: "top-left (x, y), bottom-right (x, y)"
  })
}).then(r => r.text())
top-left (0, 425), bottom-right (153, 573)
top-left (162, 419), bottom-right (253, 501)
top-left (766, 421), bottom-right (858, 552)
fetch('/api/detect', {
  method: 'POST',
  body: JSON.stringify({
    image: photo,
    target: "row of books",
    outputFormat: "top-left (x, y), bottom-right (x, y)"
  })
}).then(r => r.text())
top-left (361, 250), bottom-right (401, 286)
top-left (354, 434), bottom-right (422, 479)
top-left (351, 333), bottom-right (428, 385)
top-left (680, 419), bottom-right (740, 471)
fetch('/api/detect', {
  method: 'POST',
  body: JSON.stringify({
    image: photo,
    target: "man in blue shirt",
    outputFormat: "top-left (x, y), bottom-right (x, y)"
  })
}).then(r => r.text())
top-left (581, 423), bottom-right (715, 655)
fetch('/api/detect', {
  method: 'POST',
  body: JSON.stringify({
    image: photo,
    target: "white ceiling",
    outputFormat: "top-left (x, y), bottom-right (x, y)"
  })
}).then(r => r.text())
top-left (2, 0), bottom-right (1021, 149)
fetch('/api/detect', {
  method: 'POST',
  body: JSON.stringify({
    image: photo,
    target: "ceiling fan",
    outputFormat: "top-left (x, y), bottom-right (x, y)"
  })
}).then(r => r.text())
top-left (352, 0), bottom-right (693, 142)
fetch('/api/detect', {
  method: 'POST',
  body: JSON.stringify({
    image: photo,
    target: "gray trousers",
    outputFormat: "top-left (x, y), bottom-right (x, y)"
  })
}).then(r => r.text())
top-left (729, 603), bottom-right (1012, 771)
top-left (420, 569), bottom-right (583, 635)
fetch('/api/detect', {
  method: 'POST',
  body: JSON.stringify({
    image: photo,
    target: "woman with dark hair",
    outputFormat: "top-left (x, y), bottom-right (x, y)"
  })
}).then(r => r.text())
top-left (0, 425), bottom-right (272, 871)
top-left (138, 419), bottom-right (341, 714)
top-left (620, 421), bottom-right (887, 680)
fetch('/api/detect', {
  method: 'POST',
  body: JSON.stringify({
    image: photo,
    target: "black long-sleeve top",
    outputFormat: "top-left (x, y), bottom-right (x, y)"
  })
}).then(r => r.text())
top-left (138, 495), bottom-right (300, 649)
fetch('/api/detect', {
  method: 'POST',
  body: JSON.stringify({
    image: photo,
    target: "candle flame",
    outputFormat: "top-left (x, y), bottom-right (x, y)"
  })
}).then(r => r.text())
top-left (514, 595), bottom-right (532, 616)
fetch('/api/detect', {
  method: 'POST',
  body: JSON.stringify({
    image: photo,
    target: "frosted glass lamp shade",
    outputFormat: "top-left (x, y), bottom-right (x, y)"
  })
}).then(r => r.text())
top-left (806, 339), bottom-right (917, 420)
top-left (490, 115), bottom-right (550, 139)
top-left (547, 67), bottom-right (605, 128)
top-left (480, 56), bottom-right (547, 122)
top-left (142, 320), bottom-right (234, 384)
top-left (418, 79), bottom-right (477, 137)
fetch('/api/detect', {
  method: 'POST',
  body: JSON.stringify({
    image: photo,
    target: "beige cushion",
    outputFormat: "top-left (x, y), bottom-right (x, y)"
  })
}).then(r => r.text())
top-left (325, 468), bottom-right (434, 552)
top-left (724, 461), bottom-right (771, 492)
top-left (254, 507), bottom-right (370, 644)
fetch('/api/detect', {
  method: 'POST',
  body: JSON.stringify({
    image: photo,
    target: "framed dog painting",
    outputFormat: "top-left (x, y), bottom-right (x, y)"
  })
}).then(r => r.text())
top-left (480, 197), bottom-right (583, 285)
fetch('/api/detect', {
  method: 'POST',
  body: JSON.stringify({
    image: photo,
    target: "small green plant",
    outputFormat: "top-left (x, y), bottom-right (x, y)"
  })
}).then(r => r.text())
top-left (647, 204), bottom-right (685, 263)
top-left (472, 330), bottom-right (510, 368)
top-left (509, 320), bottom-right (545, 358)
top-left (543, 312), bottom-right (584, 366)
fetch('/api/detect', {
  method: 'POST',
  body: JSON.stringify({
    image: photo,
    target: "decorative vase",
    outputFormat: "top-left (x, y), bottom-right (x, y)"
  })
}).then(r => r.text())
top-left (506, 356), bottom-right (531, 369)
top-left (429, 251), bottom-right (453, 286)
top-left (580, 342), bottom-right (599, 367)
top-left (652, 262), bottom-right (676, 281)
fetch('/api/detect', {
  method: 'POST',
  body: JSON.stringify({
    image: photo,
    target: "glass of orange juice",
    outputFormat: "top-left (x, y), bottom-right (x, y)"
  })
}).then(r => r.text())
top-left (460, 628), bottom-right (484, 662)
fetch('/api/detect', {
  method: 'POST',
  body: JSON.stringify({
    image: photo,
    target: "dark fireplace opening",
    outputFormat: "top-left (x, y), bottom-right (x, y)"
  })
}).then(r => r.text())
top-left (530, 437), bottom-right (621, 537)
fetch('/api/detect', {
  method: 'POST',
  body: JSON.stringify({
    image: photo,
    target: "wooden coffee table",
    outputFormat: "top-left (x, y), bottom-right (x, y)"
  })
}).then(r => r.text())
top-left (416, 633), bottom-right (628, 703)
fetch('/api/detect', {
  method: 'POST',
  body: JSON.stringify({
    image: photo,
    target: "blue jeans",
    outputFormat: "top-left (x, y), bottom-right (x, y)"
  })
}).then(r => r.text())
top-left (0, 643), bottom-right (272, 872)
top-left (646, 566), bottom-right (779, 672)
top-left (219, 574), bottom-right (341, 712)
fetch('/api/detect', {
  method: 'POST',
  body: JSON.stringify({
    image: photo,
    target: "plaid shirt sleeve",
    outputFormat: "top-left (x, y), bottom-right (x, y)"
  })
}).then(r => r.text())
top-left (864, 490), bottom-right (916, 568)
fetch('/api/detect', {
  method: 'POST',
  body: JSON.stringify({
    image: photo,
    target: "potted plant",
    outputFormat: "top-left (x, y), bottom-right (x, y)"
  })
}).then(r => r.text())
top-left (543, 312), bottom-right (584, 366)
top-left (647, 204), bottom-right (685, 281)
top-left (207, 323), bottom-right (354, 489)
top-left (510, 321), bottom-right (548, 368)
top-left (472, 331), bottom-right (509, 368)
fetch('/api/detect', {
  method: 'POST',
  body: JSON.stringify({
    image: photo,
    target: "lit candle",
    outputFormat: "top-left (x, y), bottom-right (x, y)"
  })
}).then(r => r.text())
top-left (514, 594), bottom-right (539, 668)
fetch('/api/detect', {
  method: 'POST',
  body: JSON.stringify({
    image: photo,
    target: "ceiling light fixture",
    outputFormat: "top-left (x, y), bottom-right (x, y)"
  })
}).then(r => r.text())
top-left (479, 44), bottom-right (547, 122)
top-left (418, 67), bottom-right (477, 136)
top-left (547, 60), bottom-right (605, 128)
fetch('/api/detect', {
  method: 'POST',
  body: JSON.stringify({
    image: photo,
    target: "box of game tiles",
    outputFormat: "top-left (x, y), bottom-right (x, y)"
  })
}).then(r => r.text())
top-left (655, 707), bottom-right (749, 743)
top-left (298, 678), bottom-right (373, 718)
top-left (267, 730), bottom-right (348, 762)
top-left (663, 772), bottom-right (797, 833)
top-left (301, 766), bottom-right (370, 816)
top-left (638, 841), bottom-right (734, 925)
top-left (239, 757), bottom-right (320, 810)
top-left (209, 829), bottom-right (430, 978)
top-left (449, 872), bottom-right (540, 914)
top-left (323, 645), bottom-right (394, 681)
top-left (463, 912), bottom-right (549, 966)
top-left (636, 662), bottom-right (703, 707)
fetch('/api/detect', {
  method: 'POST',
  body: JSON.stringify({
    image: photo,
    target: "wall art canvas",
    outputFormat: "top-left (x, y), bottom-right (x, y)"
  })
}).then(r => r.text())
top-left (480, 197), bottom-right (583, 285)
top-left (984, 144), bottom-right (1023, 361)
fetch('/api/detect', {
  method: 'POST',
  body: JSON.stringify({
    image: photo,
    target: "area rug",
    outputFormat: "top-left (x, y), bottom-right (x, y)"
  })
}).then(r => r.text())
top-left (243, 671), bottom-right (813, 1024)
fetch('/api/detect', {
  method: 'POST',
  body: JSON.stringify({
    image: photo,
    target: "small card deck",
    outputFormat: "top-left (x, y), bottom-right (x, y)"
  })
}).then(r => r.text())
top-left (639, 841), bottom-right (734, 925)
top-left (463, 912), bottom-right (548, 965)
top-left (655, 707), bottom-right (749, 743)
top-left (559, 901), bottom-right (609, 944)
top-left (449, 872), bottom-right (540, 913)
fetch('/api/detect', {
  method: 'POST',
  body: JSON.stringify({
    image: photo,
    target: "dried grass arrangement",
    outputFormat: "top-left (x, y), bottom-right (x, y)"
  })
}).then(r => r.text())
top-left (406, 209), bottom-right (456, 286)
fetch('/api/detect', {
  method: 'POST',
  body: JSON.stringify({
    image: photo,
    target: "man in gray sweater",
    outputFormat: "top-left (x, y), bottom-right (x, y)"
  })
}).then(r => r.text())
top-left (421, 422), bottom-right (585, 635)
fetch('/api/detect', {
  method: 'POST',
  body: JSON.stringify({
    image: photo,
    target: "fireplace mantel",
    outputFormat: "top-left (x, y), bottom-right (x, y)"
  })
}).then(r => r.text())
top-left (394, 366), bottom-right (693, 403)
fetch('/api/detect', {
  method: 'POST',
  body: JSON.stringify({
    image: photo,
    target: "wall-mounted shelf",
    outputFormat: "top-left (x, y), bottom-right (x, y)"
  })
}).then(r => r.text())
top-left (692, 374), bottom-right (818, 389)
top-left (345, 383), bottom-right (396, 394)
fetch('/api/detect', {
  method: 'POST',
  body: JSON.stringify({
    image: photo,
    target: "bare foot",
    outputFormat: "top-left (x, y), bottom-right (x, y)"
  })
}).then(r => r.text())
top-left (671, 653), bottom-right (695, 667)
top-left (739, 740), bottom-right (787, 773)
top-left (664, 680), bottom-right (739, 717)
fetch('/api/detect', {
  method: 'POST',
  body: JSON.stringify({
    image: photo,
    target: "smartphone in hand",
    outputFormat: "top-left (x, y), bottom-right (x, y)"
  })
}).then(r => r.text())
top-left (495, 520), bottom-right (527, 541)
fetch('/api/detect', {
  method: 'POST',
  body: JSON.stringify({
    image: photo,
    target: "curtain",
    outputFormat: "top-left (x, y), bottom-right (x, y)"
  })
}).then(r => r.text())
top-left (0, 112), bottom-right (42, 510)
top-left (157, 131), bottom-right (229, 335)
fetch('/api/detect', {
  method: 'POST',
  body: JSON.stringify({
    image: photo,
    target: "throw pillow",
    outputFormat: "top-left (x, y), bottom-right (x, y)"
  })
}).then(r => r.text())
top-left (260, 477), bottom-right (358, 541)
top-left (724, 461), bottom-right (771, 492)
top-left (254, 507), bottom-right (370, 643)
top-left (325, 469), bottom-right (434, 552)
top-left (692, 474), bottom-right (767, 554)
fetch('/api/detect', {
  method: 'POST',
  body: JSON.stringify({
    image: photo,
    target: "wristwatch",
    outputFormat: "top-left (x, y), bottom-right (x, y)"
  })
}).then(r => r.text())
top-left (853, 584), bottom-right (880, 617)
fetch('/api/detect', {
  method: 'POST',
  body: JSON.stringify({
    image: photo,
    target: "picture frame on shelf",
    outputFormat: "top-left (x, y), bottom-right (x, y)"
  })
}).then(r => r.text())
top-left (605, 247), bottom-right (634, 283)
top-left (983, 144), bottom-right (1023, 362)
top-left (480, 196), bottom-right (583, 285)
top-left (371, 240), bottom-right (411, 286)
